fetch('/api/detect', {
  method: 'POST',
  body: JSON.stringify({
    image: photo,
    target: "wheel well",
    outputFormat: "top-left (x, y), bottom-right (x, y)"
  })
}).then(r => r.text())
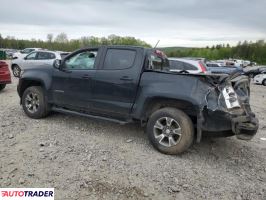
top-left (11, 64), bottom-right (19, 70)
top-left (144, 98), bottom-right (197, 123)
top-left (19, 80), bottom-right (43, 97)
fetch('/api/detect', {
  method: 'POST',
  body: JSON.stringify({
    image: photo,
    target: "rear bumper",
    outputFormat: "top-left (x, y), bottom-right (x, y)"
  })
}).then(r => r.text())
top-left (200, 107), bottom-right (259, 141)
top-left (231, 111), bottom-right (259, 140)
top-left (0, 67), bottom-right (12, 84)
top-left (0, 75), bottom-right (11, 84)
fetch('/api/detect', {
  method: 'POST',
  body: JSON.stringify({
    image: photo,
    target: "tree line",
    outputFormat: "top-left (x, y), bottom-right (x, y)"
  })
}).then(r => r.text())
top-left (0, 33), bottom-right (265, 64)
top-left (0, 33), bottom-right (151, 52)
top-left (164, 40), bottom-right (266, 64)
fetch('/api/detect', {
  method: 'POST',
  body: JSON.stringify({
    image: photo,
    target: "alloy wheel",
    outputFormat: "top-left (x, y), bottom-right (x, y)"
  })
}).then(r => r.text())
top-left (25, 92), bottom-right (40, 113)
top-left (153, 117), bottom-right (182, 147)
top-left (13, 66), bottom-right (20, 77)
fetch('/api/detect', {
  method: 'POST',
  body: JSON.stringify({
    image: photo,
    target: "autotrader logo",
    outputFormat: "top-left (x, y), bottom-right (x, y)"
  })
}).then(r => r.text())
top-left (0, 188), bottom-right (54, 200)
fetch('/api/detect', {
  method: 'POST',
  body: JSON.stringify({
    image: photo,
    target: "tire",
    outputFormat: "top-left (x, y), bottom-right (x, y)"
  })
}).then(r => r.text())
top-left (263, 79), bottom-right (266, 86)
top-left (146, 107), bottom-right (194, 155)
top-left (0, 84), bottom-right (6, 91)
top-left (12, 65), bottom-right (21, 77)
top-left (22, 86), bottom-right (50, 119)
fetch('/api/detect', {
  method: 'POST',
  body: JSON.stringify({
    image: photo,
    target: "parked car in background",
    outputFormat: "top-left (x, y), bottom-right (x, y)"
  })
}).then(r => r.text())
top-left (206, 62), bottom-right (243, 74)
top-left (11, 50), bottom-right (69, 77)
top-left (12, 48), bottom-right (43, 59)
top-left (254, 71), bottom-right (266, 86)
top-left (169, 58), bottom-right (207, 74)
top-left (245, 67), bottom-right (266, 78)
top-left (0, 61), bottom-right (11, 91)
top-left (1, 49), bottom-right (19, 59)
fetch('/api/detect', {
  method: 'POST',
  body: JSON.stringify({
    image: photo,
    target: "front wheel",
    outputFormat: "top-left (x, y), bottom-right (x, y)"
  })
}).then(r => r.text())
top-left (146, 107), bottom-right (194, 155)
top-left (12, 65), bottom-right (21, 77)
top-left (263, 79), bottom-right (266, 86)
top-left (0, 84), bottom-right (6, 91)
top-left (22, 86), bottom-right (50, 119)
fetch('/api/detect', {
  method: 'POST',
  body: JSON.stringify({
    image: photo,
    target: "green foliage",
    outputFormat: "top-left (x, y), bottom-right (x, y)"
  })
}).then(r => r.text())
top-left (161, 40), bottom-right (266, 64)
top-left (1, 33), bottom-right (265, 64)
top-left (0, 33), bottom-right (151, 52)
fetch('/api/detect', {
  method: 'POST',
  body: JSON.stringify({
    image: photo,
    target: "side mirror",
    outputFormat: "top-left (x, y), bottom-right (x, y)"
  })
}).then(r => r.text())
top-left (53, 59), bottom-right (61, 69)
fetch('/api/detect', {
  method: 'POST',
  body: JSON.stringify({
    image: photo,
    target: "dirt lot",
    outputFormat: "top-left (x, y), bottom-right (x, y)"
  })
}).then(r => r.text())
top-left (0, 70), bottom-right (266, 200)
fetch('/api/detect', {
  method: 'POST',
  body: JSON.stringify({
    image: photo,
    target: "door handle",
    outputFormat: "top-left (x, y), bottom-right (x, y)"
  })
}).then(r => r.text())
top-left (120, 76), bottom-right (133, 81)
top-left (82, 74), bottom-right (91, 79)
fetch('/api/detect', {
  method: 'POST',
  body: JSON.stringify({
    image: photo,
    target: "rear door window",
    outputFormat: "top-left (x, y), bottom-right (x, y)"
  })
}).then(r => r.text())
top-left (37, 52), bottom-right (55, 60)
top-left (103, 49), bottom-right (136, 70)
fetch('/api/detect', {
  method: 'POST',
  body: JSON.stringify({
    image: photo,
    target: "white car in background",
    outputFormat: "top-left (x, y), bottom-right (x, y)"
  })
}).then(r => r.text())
top-left (168, 58), bottom-right (207, 74)
top-left (12, 48), bottom-right (43, 59)
top-left (11, 50), bottom-right (69, 77)
top-left (254, 71), bottom-right (266, 86)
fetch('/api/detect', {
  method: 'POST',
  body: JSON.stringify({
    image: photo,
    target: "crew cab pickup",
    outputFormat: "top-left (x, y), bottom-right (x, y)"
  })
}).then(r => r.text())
top-left (17, 46), bottom-right (259, 154)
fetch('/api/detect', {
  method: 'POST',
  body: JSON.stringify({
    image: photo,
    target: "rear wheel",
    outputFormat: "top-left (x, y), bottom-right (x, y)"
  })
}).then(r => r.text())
top-left (0, 84), bottom-right (6, 91)
top-left (146, 107), bottom-right (194, 155)
top-left (12, 65), bottom-right (21, 77)
top-left (22, 86), bottom-right (50, 119)
top-left (263, 79), bottom-right (266, 86)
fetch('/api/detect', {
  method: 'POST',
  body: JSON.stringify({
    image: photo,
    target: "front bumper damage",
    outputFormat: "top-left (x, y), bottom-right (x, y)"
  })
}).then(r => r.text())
top-left (196, 72), bottom-right (259, 142)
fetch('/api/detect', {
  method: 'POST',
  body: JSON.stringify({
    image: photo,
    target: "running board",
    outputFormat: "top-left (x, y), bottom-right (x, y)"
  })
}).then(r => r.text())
top-left (52, 107), bottom-right (131, 125)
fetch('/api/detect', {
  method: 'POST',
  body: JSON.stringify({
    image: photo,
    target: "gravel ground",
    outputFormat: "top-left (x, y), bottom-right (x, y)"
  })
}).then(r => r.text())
top-left (0, 68), bottom-right (266, 200)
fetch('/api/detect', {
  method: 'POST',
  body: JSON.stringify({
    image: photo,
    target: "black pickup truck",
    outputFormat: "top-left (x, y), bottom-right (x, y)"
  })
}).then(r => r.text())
top-left (17, 46), bottom-right (259, 154)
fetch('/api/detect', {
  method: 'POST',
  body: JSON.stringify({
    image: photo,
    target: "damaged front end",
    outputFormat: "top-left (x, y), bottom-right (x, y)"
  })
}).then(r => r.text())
top-left (197, 72), bottom-right (259, 142)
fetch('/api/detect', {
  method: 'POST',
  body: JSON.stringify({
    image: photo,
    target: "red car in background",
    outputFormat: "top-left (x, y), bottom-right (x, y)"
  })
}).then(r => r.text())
top-left (0, 61), bottom-right (11, 91)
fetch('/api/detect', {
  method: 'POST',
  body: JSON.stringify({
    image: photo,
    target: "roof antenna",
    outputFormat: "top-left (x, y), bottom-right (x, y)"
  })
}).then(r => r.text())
top-left (154, 40), bottom-right (160, 49)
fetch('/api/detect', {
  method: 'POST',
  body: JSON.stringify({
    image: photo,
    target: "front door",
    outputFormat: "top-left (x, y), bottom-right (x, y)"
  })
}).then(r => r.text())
top-left (22, 52), bottom-right (38, 69)
top-left (51, 49), bottom-right (98, 111)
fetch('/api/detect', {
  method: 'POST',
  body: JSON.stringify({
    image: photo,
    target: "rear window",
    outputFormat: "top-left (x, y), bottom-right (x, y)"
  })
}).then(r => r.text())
top-left (148, 52), bottom-right (169, 71)
top-left (103, 49), bottom-right (136, 70)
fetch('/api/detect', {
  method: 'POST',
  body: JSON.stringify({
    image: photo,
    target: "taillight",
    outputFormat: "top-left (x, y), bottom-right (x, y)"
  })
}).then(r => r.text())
top-left (0, 61), bottom-right (9, 71)
top-left (199, 62), bottom-right (207, 73)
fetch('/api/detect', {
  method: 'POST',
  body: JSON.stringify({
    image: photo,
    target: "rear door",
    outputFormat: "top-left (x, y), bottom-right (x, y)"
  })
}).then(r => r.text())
top-left (91, 47), bottom-right (143, 118)
top-left (36, 52), bottom-right (56, 65)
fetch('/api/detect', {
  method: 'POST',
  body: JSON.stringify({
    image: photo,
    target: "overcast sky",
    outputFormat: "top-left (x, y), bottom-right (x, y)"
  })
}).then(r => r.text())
top-left (0, 0), bottom-right (265, 47)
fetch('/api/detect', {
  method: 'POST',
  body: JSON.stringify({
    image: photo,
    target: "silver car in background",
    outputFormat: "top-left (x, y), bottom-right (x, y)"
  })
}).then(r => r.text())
top-left (168, 58), bottom-right (207, 74)
top-left (11, 50), bottom-right (69, 77)
top-left (12, 48), bottom-right (43, 59)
